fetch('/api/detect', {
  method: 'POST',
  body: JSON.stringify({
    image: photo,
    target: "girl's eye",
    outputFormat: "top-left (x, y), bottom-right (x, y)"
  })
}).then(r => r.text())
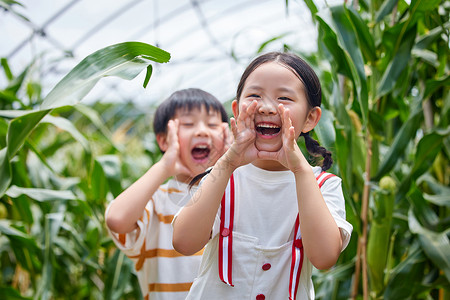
top-left (279, 97), bottom-right (293, 101)
top-left (248, 94), bottom-right (260, 99)
top-left (181, 122), bottom-right (194, 127)
top-left (208, 123), bottom-right (219, 128)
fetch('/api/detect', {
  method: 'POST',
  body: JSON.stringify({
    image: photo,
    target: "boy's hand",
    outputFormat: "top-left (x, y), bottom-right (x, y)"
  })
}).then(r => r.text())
top-left (160, 119), bottom-right (193, 177)
top-left (224, 101), bottom-right (259, 168)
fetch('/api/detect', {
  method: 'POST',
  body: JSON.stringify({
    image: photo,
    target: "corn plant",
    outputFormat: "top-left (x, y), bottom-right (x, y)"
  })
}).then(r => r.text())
top-left (0, 42), bottom-right (169, 299)
top-left (291, 0), bottom-right (449, 299)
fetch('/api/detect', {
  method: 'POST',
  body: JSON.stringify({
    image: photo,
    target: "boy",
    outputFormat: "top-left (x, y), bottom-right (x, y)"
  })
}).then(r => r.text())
top-left (105, 88), bottom-right (230, 300)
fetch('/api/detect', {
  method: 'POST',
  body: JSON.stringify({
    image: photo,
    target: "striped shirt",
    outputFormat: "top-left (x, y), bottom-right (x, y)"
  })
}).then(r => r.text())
top-left (107, 179), bottom-right (202, 300)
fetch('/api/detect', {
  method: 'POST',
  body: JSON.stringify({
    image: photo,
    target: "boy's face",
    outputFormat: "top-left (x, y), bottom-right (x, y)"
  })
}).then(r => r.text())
top-left (174, 106), bottom-right (227, 179)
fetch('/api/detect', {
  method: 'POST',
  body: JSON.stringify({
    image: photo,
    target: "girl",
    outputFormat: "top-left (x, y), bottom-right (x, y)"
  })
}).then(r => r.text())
top-left (173, 53), bottom-right (353, 299)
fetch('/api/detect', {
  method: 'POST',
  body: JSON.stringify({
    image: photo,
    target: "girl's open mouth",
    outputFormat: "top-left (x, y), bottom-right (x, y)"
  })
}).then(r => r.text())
top-left (256, 123), bottom-right (281, 136)
top-left (191, 144), bottom-right (211, 162)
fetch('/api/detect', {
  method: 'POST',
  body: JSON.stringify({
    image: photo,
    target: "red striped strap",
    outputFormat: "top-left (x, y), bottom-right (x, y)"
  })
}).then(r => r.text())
top-left (289, 216), bottom-right (303, 299)
top-left (289, 171), bottom-right (336, 300)
top-left (218, 174), bottom-right (235, 286)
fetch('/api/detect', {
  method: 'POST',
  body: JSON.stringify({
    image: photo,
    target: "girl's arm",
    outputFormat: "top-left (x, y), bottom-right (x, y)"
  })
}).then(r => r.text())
top-left (293, 166), bottom-right (342, 270)
top-left (173, 101), bottom-right (258, 255)
top-left (172, 154), bottom-right (236, 255)
top-left (106, 120), bottom-right (191, 234)
top-left (259, 105), bottom-right (342, 269)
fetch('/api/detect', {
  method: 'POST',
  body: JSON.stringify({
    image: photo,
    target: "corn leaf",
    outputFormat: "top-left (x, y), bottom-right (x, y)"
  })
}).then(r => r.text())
top-left (41, 42), bottom-right (170, 110)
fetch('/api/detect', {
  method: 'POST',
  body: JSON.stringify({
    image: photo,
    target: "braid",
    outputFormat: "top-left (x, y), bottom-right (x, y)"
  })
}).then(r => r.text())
top-left (301, 132), bottom-right (332, 171)
top-left (189, 168), bottom-right (212, 189)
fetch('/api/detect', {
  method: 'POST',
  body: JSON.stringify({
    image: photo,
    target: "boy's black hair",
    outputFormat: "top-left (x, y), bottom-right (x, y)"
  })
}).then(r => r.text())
top-left (153, 88), bottom-right (229, 137)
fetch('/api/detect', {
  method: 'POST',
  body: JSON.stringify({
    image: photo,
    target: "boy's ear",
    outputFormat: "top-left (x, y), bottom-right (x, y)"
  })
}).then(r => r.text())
top-left (156, 133), bottom-right (168, 152)
top-left (231, 99), bottom-right (239, 118)
top-left (302, 107), bottom-right (322, 133)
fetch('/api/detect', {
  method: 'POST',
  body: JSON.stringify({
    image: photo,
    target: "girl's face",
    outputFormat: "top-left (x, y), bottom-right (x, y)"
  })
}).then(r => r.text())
top-left (174, 106), bottom-right (226, 181)
top-left (233, 61), bottom-right (318, 152)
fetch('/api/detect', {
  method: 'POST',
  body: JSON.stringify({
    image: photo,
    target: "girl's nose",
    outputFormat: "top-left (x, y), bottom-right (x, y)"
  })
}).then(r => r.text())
top-left (258, 98), bottom-right (277, 115)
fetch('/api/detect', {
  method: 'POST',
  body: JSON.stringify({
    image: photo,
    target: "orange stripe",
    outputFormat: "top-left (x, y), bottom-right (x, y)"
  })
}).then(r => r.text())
top-left (129, 248), bottom-right (203, 259)
top-left (159, 187), bottom-right (183, 194)
top-left (148, 282), bottom-right (192, 292)
top-left (118, 234), bottom-right (126, 245)
top-left (156, 212), bottom-right (174, 224)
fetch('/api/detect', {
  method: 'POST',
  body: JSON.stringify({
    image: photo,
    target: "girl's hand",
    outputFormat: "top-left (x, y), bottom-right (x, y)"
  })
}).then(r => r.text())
top-left (258, 104), bottom-right (306, 171)
top-left (224, 101), bottom-right (259, 168)
top-left (160, 119), bottom-right (193, 177)
top-left (221, 122), bottom-right (233, 153)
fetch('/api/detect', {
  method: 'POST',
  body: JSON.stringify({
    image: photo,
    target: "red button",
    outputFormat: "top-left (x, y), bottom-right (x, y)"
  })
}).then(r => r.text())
top-left (256, 294), bottom-right (265, 300)
top-left (221, 228), bottom-right (230, 237)
top-left (294, 239), bottom-right (303, 248)
top-left (262, 263), bottom-right (271, 271)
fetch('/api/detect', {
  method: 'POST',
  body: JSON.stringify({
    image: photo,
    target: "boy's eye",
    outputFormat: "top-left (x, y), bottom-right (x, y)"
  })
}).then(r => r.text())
top-left (181, 122), bottom-right (194, 126)
top-left (208, 123), bottom-right (219, 128)
top-left (248, 94), bottom-right (260, 99)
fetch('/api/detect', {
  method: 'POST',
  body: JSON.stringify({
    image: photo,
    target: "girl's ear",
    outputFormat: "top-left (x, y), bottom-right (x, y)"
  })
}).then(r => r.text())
top-left (156, 133), bottom-right (168, 152)
top-left (302, 107), bottom-right (322, 133)
top-left (231, 99), bottom-right (239, 118)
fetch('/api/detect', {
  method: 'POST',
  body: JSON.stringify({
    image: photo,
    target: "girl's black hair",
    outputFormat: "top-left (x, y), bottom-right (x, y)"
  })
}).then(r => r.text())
top-left (190, 52), bottom-right (333, 188)
top-left (236, 51), bottom-right (332, 171)
top-left (153, 88), bottom-right (229, 138)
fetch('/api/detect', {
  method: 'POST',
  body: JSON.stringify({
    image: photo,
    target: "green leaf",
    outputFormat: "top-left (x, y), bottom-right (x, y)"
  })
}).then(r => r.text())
top-left (409, 209), bottom-right (450, 282)
top-left (314, 107), bottom-right (336, 153)
top-left (423, 75), bottom-right (450, 100)
top-left (323, 5), bottom-right (368, 124)
top-left (6, 109), bottom-right (50, 159)
top-left (1, 57), bottom-right (13, 80)
top-left (0, 148), bottom-right (12, 197)
top-left (96, 155), bottom-right (122, 198)
top-left (5, 185), bottom-right (77, 202)
top-left (415, 22), bottom-right (450, 50)
top-left (373, 107), bottom-right (423, 180)
top-left (411, 127), bottom-right (449, 179)
top-left (0, 287), bottom-right (32, 300)
top-left (143, 64), bottom-right (152, 88)
top-left (301, 0), bottom-right (318, 20)
top-left (384, 243), bottom-right (426, 299)
top-left (41, 42), bottom-right (170, 110)
top-left (257, 33), bottom-right (290, 53)
top-left (410, 0), bottom-right (441, 12)
top-left (41, 115), bottom-right (91, 152)
top-left (347, 6), bottom-right (376, 62)
top-left (377, 25), bottom-right (417, 98)
top-left (375, 0), bottom-right (399, 23)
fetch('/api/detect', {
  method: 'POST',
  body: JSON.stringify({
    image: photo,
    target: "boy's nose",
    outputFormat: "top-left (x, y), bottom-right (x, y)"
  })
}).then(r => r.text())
top-left (195, 122), bottom-right (210, 136)
top-left (258, 98), bottom-right (277, 115)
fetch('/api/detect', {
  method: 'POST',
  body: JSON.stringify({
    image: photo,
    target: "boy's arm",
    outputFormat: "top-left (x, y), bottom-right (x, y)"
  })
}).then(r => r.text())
top-left (106, 119), bottom-right (191, 234)
top-left (106, 161), bottom-right (171, 234)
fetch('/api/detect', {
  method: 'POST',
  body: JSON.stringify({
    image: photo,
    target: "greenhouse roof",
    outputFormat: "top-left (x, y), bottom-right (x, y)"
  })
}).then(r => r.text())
top-left (1, 0), bottom-right (340, 107)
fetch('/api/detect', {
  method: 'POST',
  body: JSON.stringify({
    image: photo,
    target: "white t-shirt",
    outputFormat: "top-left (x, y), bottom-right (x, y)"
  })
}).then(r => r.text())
top-left (186, 163), bottom-right (353, 299)
top-left (106, 179), bottom-right (202, 300)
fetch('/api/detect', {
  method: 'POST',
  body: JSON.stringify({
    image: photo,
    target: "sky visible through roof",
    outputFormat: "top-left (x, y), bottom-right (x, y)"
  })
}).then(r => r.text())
top-left (1, 0), bottom-right (340, 107)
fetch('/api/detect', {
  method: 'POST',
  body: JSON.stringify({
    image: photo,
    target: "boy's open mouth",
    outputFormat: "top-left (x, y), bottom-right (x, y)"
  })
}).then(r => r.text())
top-left (256, 123), bottom-right (281, 136)
top-left (191, 144), bottom-right (211, 161)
